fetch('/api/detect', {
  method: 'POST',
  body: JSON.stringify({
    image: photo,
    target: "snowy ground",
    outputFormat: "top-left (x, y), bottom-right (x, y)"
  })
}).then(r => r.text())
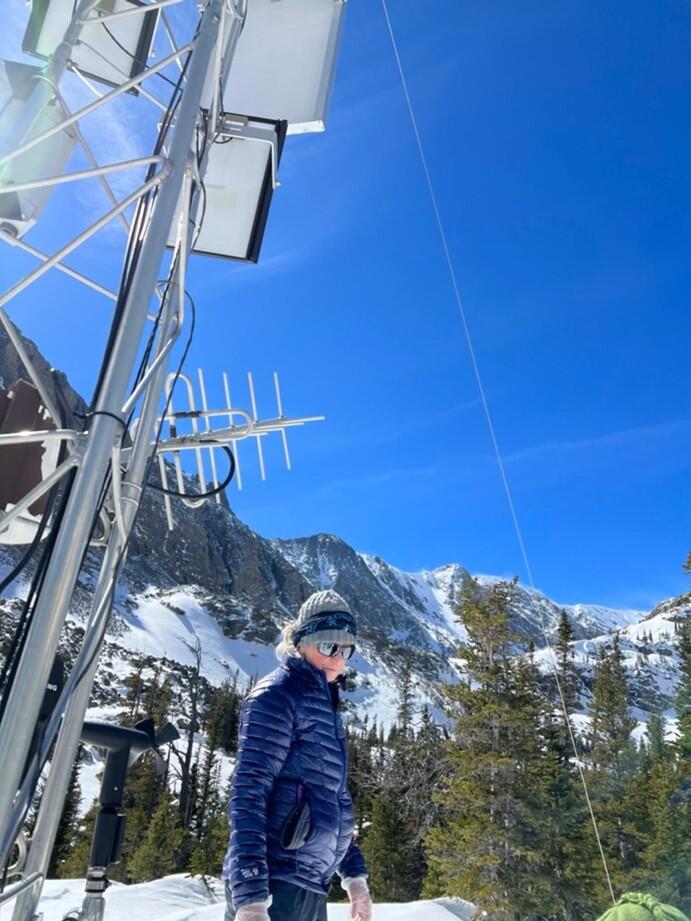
top-left (0, 876), bottom-right (476, 921)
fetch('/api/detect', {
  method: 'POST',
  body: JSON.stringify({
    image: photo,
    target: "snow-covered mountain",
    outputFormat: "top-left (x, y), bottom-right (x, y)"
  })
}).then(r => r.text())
top-left (533, 593), bottom-right (689, 727)
top-left (0, 325), bottom-right (686, 736)
top-left (2, 516), bottom-right (681, 734)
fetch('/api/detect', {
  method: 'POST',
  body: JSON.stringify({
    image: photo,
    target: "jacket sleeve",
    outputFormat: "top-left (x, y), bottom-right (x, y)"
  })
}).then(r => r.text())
top-left (227, 684), bottom-right (295, 909)
top-left (338, 836), bottom-right (367, 880)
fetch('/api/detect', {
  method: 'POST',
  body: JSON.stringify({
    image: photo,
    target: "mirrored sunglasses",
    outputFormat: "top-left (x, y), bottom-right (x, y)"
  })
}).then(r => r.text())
top-left (314, 641), bottom-right (356, 661)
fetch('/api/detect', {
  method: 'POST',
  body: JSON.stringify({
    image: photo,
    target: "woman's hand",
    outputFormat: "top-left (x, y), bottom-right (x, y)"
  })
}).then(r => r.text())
top-left (235, 902), bottom-right (271, 921)
top-left (341, 876), bottom-right (373, 921)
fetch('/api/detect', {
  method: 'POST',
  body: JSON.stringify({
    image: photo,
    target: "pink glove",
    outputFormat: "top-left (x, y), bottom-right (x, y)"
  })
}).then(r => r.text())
top-left (235, 900), bottom-right (271, 921)
top-left (341, 877), bottom-right (373, 921)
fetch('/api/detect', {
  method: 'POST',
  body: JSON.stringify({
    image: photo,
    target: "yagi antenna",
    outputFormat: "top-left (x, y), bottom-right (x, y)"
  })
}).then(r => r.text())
top-left (247, 371), bottom-right (266, 481)
top-left (150, 368), bottom-right (324, 530)
top-left (222, 370), bottom-right (243, 491)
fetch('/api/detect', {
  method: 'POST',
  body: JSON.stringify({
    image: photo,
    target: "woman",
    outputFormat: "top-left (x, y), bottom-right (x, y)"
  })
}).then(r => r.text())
top-left (223, 590), bottom-right (373, 921)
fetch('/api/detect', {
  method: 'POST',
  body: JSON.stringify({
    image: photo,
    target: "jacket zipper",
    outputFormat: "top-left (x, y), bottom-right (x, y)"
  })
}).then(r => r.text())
top-left (319, 670), bottom-right (348, 880)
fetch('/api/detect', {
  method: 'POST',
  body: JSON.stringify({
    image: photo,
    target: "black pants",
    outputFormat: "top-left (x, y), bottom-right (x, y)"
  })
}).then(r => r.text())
top-left (225, 880), bottom-right (327, 921)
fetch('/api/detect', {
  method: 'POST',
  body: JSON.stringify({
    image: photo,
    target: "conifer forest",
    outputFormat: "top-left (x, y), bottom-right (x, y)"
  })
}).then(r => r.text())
top-left (38, 576), bottom-right (691, 921)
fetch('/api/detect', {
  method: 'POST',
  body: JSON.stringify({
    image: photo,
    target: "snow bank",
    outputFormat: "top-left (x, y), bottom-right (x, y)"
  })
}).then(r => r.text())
top-left (0, 875), bottom-right (475, 921)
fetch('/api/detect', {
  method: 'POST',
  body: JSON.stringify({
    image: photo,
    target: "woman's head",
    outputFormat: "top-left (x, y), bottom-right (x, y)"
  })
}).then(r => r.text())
top-left (277, 590), bottom-right (357, 681)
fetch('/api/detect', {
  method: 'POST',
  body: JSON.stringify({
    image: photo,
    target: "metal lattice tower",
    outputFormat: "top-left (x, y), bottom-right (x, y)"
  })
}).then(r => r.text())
top-left (0, 2), bottom-right (345, 918)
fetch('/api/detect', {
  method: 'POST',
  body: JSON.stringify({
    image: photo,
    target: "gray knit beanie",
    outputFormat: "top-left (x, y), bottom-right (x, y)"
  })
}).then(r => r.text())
top-left (293, 589), bottom-right (356, 647)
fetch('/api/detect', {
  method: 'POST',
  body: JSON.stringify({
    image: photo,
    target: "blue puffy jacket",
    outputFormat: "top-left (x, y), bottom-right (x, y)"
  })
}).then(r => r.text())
top-left (223, 654), bottom-right (367, 909)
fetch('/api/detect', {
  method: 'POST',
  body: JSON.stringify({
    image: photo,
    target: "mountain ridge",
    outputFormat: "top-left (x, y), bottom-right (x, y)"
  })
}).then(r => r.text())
top-left (0, 324), bottom-right (685, 730)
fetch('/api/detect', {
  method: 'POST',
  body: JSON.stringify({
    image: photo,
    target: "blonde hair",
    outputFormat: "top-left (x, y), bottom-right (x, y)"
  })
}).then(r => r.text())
top-left (275, 622), bottom-right (302, 660)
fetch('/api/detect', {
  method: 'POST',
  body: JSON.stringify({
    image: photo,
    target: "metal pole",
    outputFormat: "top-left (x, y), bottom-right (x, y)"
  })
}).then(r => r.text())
top-left (0, 231), bottom-right (118, 300)
top-left (0, 0), bottom-right (229, 872)
top-left (0, 157), bottom-right (165, 195)
top-left (8, 12), bottom-right (245, 919)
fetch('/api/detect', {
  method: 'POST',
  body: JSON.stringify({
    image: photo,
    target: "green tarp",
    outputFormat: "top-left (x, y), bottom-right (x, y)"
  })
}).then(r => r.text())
top-left (595, 893), bottom-right (690, 921)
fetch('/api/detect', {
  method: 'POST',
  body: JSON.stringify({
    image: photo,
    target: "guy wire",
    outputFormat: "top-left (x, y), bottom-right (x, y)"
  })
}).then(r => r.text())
top-left (379, 0), bottom-right (616, 905)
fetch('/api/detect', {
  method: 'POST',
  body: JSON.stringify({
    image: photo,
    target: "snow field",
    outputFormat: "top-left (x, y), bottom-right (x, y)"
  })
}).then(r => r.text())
top-left (0, 876), bottom-right (475, 921)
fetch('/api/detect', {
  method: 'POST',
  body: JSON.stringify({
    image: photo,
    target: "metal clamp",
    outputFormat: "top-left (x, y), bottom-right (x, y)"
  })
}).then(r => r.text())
top-left (220, 114), bottom-right (280, 189)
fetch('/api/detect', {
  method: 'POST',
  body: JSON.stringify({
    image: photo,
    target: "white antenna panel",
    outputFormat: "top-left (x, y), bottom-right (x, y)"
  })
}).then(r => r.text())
top-left (222, 0), bottom-right (346, 134)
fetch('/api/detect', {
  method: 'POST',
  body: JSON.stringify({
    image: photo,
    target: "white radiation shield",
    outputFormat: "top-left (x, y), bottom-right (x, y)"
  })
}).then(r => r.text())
top-left (168, 114), bottom-right (286, 263)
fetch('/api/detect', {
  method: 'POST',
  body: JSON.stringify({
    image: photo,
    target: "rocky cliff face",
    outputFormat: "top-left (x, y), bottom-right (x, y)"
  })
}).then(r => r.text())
top-left (0, 323), bottom-right (88, 425)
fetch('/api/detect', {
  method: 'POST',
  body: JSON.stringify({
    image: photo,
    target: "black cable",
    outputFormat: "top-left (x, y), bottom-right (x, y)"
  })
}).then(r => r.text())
top-left (98, 16), bottom-right (179, 88)
top-left (0, 502), bottom-right (52, 599)
top-left (191, 121), bottom-right (209, 248)
top-left (148, 445), bottom-right (235, 499)
top-left (0, 368), bottom-right (83, 601)
top-left (0, 465), bottom-right (77, 723)
top-left (0, 517), bottom-right (54, 699)
top-left (77, 410), bottom-right (129, 431)
top-left (0, 367), bottom-right (82, 696)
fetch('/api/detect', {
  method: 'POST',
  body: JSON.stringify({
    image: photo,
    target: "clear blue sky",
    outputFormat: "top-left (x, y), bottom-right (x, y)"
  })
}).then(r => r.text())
top-left (2, 1), bottom-right (690, 610)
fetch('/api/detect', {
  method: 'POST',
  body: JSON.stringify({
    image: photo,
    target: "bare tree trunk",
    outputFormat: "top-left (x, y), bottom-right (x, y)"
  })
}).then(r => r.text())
top-left (177, 639), bottom-right (202, 827)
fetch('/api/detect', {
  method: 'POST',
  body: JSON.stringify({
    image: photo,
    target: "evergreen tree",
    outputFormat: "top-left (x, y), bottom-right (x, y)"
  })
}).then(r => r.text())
top-left (396, 659), bottom-right (415, 739)
top-left (186, 704), bottom-right (223, 866)
top-left (60, 802), bottom-right (97, 879)
top-left (128, 789), bottom-right (184, 881)
top-left (537, 610), bottom-right (600, 917)
top-left (109, 751), bottom-right (167, 882)
top-left (540, 705), bottom-right (599, 920)
top-left (589, 637), bottom-right (637, 775)
top-left (555, 608), bottom-right (579, 712)
top-left (187, 744), bottom-right (227, 878)
top-left (651, 613), bottom-right (691, 911)
top-left (121, 658), bottom-right (146, 720)
top-left (675, 614), bottom-right (691, 764)
top-left (507, 649), bottom-right (556, 917)
top-left (587, 636), bottom-right (639, 900)
top-left (635, 736), bottom-right (687, 907)
top-left (424, 578), bottom-right (550, 918)
top-left (358, 653), bottom-right (446, 903)
top-left (361, 788), bottom-right (412, 901)
top-left (48, 749), bottom-right (83, 877)
top-left (187, 803), bottom-right (229, 879)
top-left (176, 641), bottom-right (203, 830)
top-left (141, 671), bottom-right (173, 729)
top-left (408, 707), bottom-right (446, 857)
top-left (346, 725), bottom-right (377, 838)
top-left (109, 670), bottom-right (174, 881)
top-left (204, 674), bottom-right (242, 755)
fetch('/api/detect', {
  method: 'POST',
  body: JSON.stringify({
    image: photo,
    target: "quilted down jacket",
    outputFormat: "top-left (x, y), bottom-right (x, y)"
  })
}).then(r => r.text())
top-left (223, 654), bottom-right (367, 910)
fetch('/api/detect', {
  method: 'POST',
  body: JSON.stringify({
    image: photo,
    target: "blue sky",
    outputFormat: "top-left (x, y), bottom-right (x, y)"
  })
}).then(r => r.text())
top-left (1, 1), bottom-right (689, 610)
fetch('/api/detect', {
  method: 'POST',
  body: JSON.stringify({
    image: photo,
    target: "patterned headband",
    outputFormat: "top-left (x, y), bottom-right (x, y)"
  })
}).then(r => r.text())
top-left (293, 611), bottom-right (357, 646)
